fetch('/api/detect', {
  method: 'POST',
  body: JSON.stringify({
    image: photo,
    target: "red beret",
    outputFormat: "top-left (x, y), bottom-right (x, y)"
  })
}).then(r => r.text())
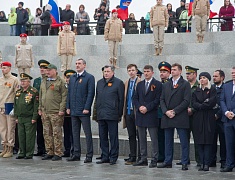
top-left (63, 21), bottom-right (70, 25)
top-left (20, 33), bottom-right (27, 37)
top-left (112, 9), bottom-right (117, 13)
top-left (1, 62), bottom-right (12, 67)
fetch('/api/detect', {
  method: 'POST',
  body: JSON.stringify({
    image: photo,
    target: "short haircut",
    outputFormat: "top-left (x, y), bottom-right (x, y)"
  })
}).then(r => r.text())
top-left (171, 63), bottom-right (182, 71)
top-left (144, 65), bottom-right (153, 72)
top-left (77, 58), bottom-right (86, 64)
top-left (232, 66), bottom-right (235, 70)
top-left (104, 65), bottom-right (115, 72)
top-left (127, 64), bottom-right (137, 70)
top-left (215, 69), bottom-right (225, 78)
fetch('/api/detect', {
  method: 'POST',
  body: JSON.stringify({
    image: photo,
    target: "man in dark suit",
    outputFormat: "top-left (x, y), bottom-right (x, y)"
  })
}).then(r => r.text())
top-left (95, 65), bottom-right (124, 165)
top-left (66, 58), bottom-right (95, 163)
top-left (133, 65), bottom-right (162, 168)
top-left (157, 61), bottom-right (171, 162)
top-left (220, 67), bottom-right (235, 172)
top-left (210, 70), bottom-right (226, 168)
top-left (122, 64), bottom-right (141, 165)
top-left (157, 63), bottom-right (191, 171)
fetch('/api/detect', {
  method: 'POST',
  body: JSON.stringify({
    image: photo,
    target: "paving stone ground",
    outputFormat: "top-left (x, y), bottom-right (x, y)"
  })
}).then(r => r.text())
top-left (0, 155), bottom-right (234, 180)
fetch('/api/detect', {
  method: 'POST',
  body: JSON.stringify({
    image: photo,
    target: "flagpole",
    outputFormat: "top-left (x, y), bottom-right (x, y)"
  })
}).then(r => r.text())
top-left (40, 0), bottom-right (43, 7)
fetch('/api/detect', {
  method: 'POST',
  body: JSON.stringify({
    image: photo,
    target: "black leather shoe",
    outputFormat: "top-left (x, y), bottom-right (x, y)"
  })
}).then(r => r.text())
top-left (182, 164), bottom-right (188, 170)
top-left (209, 162), bottom-right (216, 167)
top-left (42, 154), bottom-right (53, 160)
top-left (196, 163), bottom-right (201, 167)
top-left (96, 159), bottom-right (110, 164)
top-left (24, 156), bottom-right (33, 159)
top-left (176, 161), bottom-right (190, 165)
top-left (124, 157), bottom-right (130, 161)
top-left (84, 157), bottom-right (92, 163)
top-left (149, 160), bottom-right (157, 168)
top-left (62, 153), bottom-right (70, 157)
top-left (96, 156), bottom-right (102, 160)
top-left (136, 157), bottom-right (141, 163)
top-left (220, 167), bottom-right (233, 172)
top-left (66, 155), bottom-right (80, 161)
top-left (16, 156), bottom-right (25, 159)
top-left (110, 160), bottom-right (116, 165)
top-left (52, 155), bottom-right (62, 161)
top-left (125, 157), bottom-right (136, 165)
top-left (198, 164), bottom-right (204, 171)
top-left (221, 162), bottom-right (226, 169)
top-left (133, 160), bottom-right (148, 166)
top-left (204, 165), bottom-right (209, 171)
top-left (157, 163), bottom-right (172, 168)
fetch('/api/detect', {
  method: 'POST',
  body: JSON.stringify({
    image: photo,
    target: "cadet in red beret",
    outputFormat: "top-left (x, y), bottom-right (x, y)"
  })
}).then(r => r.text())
top-left (15, 33), bottom-right (33, 75)
top-left (1, 62), bottom-right (12, 67)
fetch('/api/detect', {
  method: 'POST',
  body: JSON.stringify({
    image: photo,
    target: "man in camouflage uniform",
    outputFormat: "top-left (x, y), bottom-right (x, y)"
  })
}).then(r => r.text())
top-left (38, 64), bottom-right (67, 161)
top-left (0, 62), bottom-right (19, 158)
top-left (33, 59), bottom-right (50, 156)
top-left (14, 73), bottom-right (39, 159)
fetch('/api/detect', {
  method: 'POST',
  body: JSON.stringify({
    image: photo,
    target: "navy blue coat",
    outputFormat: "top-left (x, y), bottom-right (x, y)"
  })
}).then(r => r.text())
top-left (66, 71), bottom-right (95, 116)
top-left (220, 81), bottom-right (235, 123)
top-left (133, 78), bottom-right (162, 128)
top-left (96, 76), bottom-right (125, 121)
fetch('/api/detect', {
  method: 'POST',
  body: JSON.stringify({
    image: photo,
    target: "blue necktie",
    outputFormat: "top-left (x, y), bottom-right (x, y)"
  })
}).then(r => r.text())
top-left (127, 80), bottom-right (134, 115)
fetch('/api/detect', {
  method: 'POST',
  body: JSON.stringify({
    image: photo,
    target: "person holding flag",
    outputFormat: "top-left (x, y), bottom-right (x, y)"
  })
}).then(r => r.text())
top-left (192, 0), bottom-right (210, 43)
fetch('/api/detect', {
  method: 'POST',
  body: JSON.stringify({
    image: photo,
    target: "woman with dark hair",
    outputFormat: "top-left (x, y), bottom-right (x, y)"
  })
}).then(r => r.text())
top-left (0, 11), bottom-right (7, 22)
top-left (40, 4), bottom-right (52, 36)
top-left (192, 72), bottom-right (217, 172)
top-left (127, 13), bottom-right (138, 34)
top-left (75, 4), bottom-right (90, 35)
top-left (219, 0), bottom-right (234, 31)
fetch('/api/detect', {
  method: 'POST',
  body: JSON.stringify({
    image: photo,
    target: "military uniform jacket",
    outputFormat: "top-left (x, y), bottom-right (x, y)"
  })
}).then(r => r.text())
top-left (33, 77), bottom-right (42, 91)
top-left (14, 86), bottom-right (39, 120)
top-left (0, 72), bottom-right (19, 109)
top-left (39, 76), bottom-right (67, 113)
top-left (15, 43), bottom-right (33, 68)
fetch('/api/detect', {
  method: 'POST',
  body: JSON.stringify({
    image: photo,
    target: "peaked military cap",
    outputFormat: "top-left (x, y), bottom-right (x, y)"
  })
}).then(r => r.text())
top-left (158, 61), bottom-right (171, 73)
top-left (64, 69), bottom-right (76, 77)
top-left (185, 66), bottom-right (199, 73)
top-left (20, 73), bottom-right (33, 80)
top-left (11, 72), bottom-right (18, 77)
top-left (38, 59), bottom-right (50, 68)
top-left (46, 64), bottom-right (57, 70)
top-left (137, 69), bottom-right (143, 77)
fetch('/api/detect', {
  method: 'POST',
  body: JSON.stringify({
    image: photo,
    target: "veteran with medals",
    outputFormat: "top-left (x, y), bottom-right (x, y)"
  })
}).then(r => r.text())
top-left (14, 73), bottom-right (39, 159)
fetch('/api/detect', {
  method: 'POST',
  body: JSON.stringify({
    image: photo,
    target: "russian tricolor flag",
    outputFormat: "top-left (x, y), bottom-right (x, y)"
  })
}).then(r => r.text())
top-left (188, 0), bottom-right (218, 18)
top-left (117, 0), bottom-right (132, 20)
top-left (48, 0), bottom-right (63, 28)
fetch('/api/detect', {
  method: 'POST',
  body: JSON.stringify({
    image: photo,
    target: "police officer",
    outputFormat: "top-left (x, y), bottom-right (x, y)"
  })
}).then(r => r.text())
top-left (157, 61), bottom-right (171, 162)
top-left (63, 69), bottom-right (76, 157)
top-left (0, 62), bottom-right (19, 158)
top-left (38, 64), bottom-right (68, 161)
top-left (15, 33), bottom-right (33, 75)
top-left (33, 59), bottom-right (50, 156)
top-left (14, 73), bottom-right (39, 159)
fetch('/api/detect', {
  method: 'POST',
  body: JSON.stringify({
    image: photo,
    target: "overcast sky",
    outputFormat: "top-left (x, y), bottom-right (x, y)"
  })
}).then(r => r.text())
top-left (2, 0), bottom-right (224, 20)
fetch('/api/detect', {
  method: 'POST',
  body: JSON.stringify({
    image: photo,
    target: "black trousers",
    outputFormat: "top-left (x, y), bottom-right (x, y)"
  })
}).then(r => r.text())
top-left (36, 116), bottom-right (45, 153)
top-left (210, 120), bottom-right (226, 164)
top-left (158, 118), bottom-right (165, 161)
top-left (71, 116), bottom-right (93, 158)
top-left (198, 144), bottom-right (212, 165)
top-left (63, 116), bottom-right (74, 155)
top-left (14, 124), bottom-right (19, 152)
top-left (41, 24), bottom-right (50, 36)
top-left (98, 120), bottom-right (119, 162)
top-left (125, 111), bottom-right (140, 158)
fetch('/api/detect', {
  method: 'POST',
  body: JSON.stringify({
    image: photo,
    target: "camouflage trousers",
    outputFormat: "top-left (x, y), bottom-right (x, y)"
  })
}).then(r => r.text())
top-left (42, 113), bottom-right (64, 156)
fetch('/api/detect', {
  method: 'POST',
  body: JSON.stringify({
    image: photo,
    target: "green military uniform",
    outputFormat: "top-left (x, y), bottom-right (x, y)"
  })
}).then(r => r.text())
top-left (39, 64), bottom-right (67, 158)
top-left (14, 73), bottom-right (39, 158)
top-left (185, 66), bottom-right (200, 164)
top-left (157, 61), bottom-right (172, 162)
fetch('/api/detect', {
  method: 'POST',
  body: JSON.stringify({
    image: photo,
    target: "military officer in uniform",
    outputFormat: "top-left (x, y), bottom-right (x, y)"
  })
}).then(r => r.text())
top-left (63, 69), bottom-right (76, 157)
top-left (38, 64), bottom-right (68, 161)
top-left (0, 62), bottom-right (19, 158)
top-left (33, 59), bottom-right (50, 156)
top-left (14, 73), bottom-right (39, 159)
top-left (157, 61), bottom-right (171, 162)
top-left (15, 33), bottom-right (33, 75)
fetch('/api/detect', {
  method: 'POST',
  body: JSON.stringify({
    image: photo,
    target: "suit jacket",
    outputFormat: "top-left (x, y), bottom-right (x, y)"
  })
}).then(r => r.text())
top-left (122, 77), bottom-right (141, 128)
top-left (133, 78), bottom-right (162, 128)
top-left (220, 81), bottom-right (235, 123)
top-left (160, 76), bottom-right (191, 129)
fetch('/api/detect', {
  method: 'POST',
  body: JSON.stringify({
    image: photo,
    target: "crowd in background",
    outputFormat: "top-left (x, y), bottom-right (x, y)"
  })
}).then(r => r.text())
top-left (0, 0), bottom-right (234, 36)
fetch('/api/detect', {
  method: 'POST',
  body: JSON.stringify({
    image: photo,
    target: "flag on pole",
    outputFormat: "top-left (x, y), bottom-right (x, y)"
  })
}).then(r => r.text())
top-left (188, 0), bottom-right (218, 18)
top-left (48, 0), bottom-right (63, 28)
top-left (117, 0), bottom-right (132, 20)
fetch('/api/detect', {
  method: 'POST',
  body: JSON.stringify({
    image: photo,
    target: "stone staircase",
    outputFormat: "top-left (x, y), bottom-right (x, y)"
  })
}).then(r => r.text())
top-left (0, 31), bottom-right (232, 159)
